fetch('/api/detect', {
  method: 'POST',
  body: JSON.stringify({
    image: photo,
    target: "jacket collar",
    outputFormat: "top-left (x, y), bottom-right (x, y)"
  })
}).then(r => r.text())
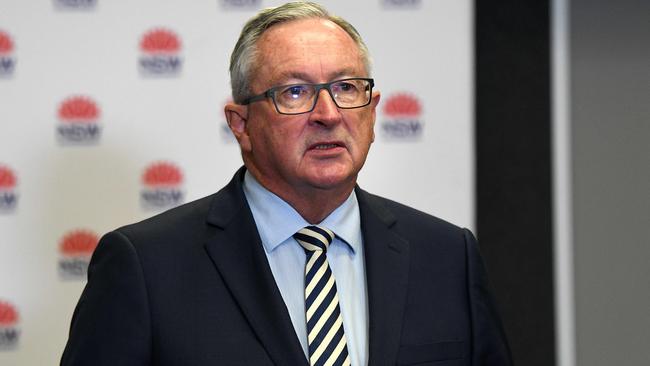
top-left (204, 167), bottom-right (309, 366)
top-left (204, 168), bottom-right (410, 365)
top-left (356, 187), bottom-right (411, 366)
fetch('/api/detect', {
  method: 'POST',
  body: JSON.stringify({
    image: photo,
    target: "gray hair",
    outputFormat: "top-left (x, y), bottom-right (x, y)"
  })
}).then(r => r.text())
top-left (229, 1), bottom-right (372, 104)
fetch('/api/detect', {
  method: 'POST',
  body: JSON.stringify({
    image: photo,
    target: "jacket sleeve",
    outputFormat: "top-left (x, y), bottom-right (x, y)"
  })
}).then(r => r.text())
top-left (61, 230), bottom-right (152, 366)
top-left (464, 229), bottom-right (513, 366)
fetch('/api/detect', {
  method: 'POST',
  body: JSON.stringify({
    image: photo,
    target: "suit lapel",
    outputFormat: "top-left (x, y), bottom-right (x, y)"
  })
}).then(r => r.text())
top-left (357, 188), bottom-right (410, 366)
top-left (203, 169), bottom-right (308, 366)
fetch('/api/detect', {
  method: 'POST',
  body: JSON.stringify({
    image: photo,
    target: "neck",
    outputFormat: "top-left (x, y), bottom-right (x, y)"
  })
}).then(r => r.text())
top-left (287, 186), bottom-right (353, 224)
top-left (246, 167), bottom-right (355, 224)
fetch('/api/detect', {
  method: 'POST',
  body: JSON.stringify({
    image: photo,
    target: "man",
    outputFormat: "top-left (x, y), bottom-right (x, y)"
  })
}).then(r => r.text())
top-left (61, 2), bottom-right (512, 365)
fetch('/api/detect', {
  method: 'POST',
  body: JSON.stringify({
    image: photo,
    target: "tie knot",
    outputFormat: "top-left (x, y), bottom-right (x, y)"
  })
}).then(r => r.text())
top-left (293, 225), bottom-right (334, 253)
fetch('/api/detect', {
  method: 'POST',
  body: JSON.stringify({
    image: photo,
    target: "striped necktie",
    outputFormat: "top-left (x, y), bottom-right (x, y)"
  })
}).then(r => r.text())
top-left (293, 226), bottom-right (351, 366)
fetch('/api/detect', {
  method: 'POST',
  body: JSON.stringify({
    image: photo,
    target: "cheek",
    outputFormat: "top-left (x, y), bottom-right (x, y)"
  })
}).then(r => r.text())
top-left (265, 126), bottom-right (304, 161)
top-left (352, 117), bottom-right (375, 142)
top-left (248, 124), bottom-right (277, 158)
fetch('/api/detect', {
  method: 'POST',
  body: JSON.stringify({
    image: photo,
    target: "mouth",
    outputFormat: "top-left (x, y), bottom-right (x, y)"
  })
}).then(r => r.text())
top-left (308, 141), bottom-right (345, 151)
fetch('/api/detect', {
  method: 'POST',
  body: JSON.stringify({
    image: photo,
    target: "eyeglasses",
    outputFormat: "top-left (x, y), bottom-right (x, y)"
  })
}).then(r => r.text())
top-left (241, 77), bottom-right (374, 115)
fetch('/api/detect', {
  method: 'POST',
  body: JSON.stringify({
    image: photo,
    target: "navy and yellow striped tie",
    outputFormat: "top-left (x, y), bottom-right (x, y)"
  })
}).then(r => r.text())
top-left (293, 226), bottom-right (350, 366)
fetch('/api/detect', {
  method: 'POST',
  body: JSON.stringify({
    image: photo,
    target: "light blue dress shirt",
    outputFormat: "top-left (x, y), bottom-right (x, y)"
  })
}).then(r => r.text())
top-left (242, 171), bottom-right (368, 366)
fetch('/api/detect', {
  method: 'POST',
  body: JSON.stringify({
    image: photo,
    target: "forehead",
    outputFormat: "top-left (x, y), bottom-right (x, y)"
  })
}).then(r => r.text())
top-left (253, 18), bottom-right (365, 86)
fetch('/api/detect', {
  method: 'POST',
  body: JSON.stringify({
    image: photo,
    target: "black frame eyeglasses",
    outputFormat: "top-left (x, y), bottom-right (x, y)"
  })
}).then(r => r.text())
top-left (241, 77), bottom-right (375, 115)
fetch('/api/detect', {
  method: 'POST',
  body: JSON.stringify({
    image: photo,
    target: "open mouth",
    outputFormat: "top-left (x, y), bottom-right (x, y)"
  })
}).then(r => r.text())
top-left (312, 143), bottom-right (341, 150)
top-left (309, 141), bottom-right (345, 151)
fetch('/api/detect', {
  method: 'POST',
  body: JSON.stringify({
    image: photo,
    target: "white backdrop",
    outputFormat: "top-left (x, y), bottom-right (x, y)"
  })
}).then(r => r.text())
top-left (0, 0), bottom-right (472, 364)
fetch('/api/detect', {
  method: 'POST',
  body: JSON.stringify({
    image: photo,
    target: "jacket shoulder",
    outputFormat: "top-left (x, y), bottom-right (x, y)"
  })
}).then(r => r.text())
top-left (115, 193), bottom-right (218, 249)
top-left (358, 189), bottom-right (466, 235)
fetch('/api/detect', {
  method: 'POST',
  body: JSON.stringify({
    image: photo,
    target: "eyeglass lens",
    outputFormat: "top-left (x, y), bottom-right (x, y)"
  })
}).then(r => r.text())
top-left (274, 79), bottom-right (371, 114)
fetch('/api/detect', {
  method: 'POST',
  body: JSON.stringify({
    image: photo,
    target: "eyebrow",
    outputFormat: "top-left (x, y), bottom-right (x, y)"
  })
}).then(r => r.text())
top-left (271, 68), bottom-right (360, 85)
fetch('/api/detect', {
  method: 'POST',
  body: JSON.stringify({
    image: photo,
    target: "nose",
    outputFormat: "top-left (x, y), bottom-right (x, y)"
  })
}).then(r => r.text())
top-left (309, 88), bottom-right (341, 126)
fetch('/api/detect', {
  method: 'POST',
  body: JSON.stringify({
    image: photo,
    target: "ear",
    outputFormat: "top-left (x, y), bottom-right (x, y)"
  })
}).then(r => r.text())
top-left (370, 90), bottom-right (381, 143)
top-left (224, 102), bottom-right (251, 152)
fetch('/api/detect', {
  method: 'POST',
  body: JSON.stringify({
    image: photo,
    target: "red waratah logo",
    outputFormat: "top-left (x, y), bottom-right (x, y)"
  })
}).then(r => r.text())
top-left (0, 301), bottom-right (18, 327)
top-left (0, 165), bottom-right (18, 212)
top-left (60, 230), bottom-right (99, 256)
top-left (58, 229), bottom-right (99, 279)
top-left (0, 165), bottom-right (16, 189)
top-left (141, 161), bottom-right (185, 209)
top-left (58, 96), bottom-right (100, 123)
top-left (140, 29), bottom-right (181, 54)
top-left (383, 93), bottom-right (422, 117)
top-left (380, 92), bottom-right (424, 139)
top-left (56, 96), bottom-right (102, 144)
top-left (142, 161), bottom-right (183, 188)
top-left (0, 30), bottom-right (16, 76)
top-left (0, 31), bottom-right (14, 55)
top-left (139, 28), bottom-right (183, 76)
top-left (0, 300), bottom-right (20, 349)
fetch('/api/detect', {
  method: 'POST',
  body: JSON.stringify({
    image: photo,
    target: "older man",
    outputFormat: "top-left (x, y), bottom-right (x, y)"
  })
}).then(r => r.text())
top-left (61, 2), bottom-right (511, 366)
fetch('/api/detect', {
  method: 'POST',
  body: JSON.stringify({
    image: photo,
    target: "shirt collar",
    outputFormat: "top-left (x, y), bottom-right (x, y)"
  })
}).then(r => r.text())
top-left (242, 170), bottom-right (360, 254)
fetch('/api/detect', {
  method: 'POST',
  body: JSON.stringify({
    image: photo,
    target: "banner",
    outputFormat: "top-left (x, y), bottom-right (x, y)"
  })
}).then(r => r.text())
top-left (0, 1), bottom-right (472, 363)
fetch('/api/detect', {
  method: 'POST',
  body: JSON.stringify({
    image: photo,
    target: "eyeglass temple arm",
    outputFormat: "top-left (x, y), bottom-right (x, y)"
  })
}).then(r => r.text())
top-left (241, 90), bottom-right (273, 105)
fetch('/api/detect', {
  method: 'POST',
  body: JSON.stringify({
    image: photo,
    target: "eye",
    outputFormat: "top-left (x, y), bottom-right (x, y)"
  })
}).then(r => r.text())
top-left (332, 81), bottom-right (359, 94)
top-left (340, 82), bottom-right (355, 91)
top-left (281, 85), bottom-right (309, 100)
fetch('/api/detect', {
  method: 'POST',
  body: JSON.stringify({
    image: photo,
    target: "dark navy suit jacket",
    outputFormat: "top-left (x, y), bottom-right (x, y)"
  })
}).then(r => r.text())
top-left (61, 168), bottom-right (512, 365)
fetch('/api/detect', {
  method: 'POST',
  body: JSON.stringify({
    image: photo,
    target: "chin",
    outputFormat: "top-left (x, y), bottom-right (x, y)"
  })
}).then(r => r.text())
top-left (305, 171), bottom-right (356, 191)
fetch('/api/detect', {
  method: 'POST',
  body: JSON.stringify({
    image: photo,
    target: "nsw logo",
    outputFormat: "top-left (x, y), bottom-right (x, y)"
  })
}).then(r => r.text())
top-left (0, 30), bottom-right (16, 77)
top-left (58, 229), bottom-right (99, 280)
top-left (56, 96), bottom-right (102, 145)
top-left (381, 0), bottom-right (421, 8)
top-left (220, 0), bottom-right (261, 9)
top-left (53, 0), bottom-right (97, 10)
top-left (0, 300), bottom-right (20, 350)
top-left (140, 161), bottom-right (185, 210)
top-left (0, 165), bottom-right (18, 213)
top-left (380, 93), bottom-right (424, 140)
top-left (139, 28), bottom-right (183, 77)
